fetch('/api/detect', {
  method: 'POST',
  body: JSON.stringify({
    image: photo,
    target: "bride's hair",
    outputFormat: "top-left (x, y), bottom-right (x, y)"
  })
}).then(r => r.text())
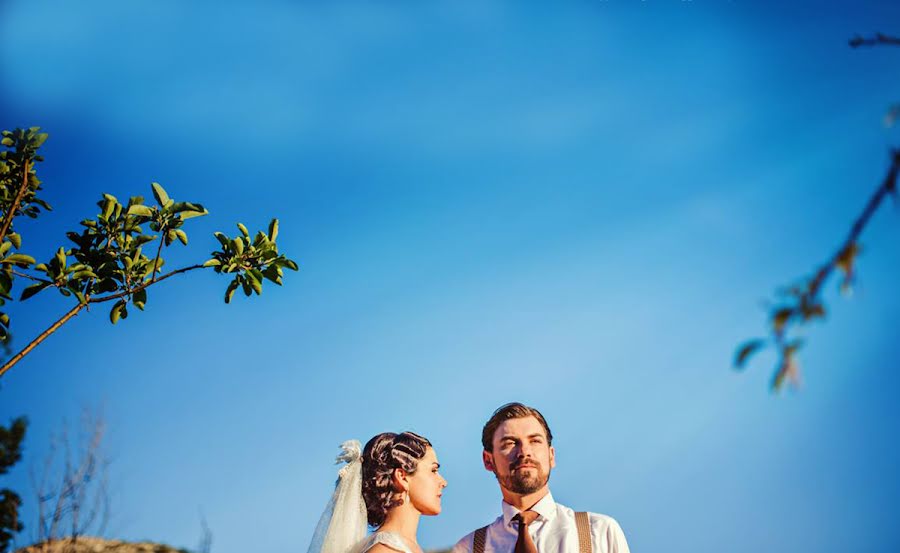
top-left (361, 431), bottom-right (432, 527)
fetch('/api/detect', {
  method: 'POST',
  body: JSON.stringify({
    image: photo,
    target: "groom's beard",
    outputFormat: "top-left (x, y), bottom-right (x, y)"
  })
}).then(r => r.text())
top-left (495, 461), bottom-right (550, 494)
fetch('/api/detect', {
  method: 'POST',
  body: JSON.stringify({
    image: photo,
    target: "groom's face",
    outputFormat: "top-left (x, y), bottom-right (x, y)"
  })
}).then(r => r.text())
top-left (483, 415), bottom-right (555, 495)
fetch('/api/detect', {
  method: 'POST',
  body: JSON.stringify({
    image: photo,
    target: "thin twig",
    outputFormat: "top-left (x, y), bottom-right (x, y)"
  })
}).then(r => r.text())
top-left (10, 269), bottom-right (52, 284)
top-left (0, 159), bottom-right (30, 245)
top-left (151, 226), bottom-right (165, 281)
top-left (807, 149), bottom-right (900, 299)
top-left (849, 33), bottom-right (900, 48)
top-left (88, 264), bottom-right (204, 304)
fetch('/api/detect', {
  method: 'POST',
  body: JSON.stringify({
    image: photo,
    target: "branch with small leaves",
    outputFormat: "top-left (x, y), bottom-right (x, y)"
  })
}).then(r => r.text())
top-left (734, 33), bottom-right (900, 391)
top-left (0, 128), bottom-right (299, 380)
top-left (735, 150), bottom-right (900, 390)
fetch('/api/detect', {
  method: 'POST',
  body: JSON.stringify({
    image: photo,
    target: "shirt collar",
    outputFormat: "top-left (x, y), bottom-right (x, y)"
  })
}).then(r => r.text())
top-left (501, 491), bottom-right (557, 528)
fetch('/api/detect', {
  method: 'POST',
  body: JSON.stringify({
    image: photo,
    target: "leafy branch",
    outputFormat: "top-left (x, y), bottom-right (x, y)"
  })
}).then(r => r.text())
top-left (735, 34), bottom-right (900, 390)
top-left (0, 128), bottom-right (299, 380)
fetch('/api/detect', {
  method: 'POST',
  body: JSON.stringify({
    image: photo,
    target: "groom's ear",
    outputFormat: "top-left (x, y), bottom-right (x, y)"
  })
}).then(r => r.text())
top-left (549, 445), bottom-right (556, 469)
top-left (482, 450), bottom-right (495, 472)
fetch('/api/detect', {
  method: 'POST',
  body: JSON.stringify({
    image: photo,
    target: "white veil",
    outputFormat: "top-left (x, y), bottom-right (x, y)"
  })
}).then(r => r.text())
top-left (307, 440), bottom-right (368, 553)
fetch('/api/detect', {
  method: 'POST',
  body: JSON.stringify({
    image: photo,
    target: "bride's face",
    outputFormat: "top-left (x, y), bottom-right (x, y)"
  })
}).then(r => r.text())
top-left (407, 447), bottom-right (447, 516)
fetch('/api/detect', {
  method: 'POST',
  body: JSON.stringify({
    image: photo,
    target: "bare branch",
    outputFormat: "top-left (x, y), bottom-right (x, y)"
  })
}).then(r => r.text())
top-left (0, 302), bottom-right (86, 379)
top-left (30, 407), bottom-right (110, 547)
top-left (849, 33), bottom-right (900, 48)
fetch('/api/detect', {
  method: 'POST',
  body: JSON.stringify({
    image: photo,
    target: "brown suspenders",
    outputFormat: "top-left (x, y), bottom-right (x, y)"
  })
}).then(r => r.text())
top-left (573, 512), bottom-right (592, 553)
top-left (473, 525), bottom-right (488, 553)
top-left (472, 512), bottom-right (592, 553)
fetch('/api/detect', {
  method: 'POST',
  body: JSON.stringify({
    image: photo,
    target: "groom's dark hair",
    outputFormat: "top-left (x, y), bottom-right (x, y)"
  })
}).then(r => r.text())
top-left (482, 402), bottom-right (553, 451)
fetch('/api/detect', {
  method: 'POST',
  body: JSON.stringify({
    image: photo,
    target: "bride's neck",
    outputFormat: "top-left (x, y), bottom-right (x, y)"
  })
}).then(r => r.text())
top-left (378, 503), bottom-right (421, 545)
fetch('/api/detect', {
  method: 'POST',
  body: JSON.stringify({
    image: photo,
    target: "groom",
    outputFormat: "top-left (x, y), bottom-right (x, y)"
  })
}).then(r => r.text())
top-left (452, 403), bottom-right (630, 553)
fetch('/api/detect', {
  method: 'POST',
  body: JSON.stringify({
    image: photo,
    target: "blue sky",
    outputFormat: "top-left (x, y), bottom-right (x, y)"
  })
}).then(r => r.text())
top-left (2, 1), bottom-right (900, 552)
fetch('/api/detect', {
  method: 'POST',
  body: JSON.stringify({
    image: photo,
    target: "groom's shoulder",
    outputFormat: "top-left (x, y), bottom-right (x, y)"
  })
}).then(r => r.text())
top-left (451, 515), bottom-right (503, 553)
top-left (555, 502), bottom-right (625, 535)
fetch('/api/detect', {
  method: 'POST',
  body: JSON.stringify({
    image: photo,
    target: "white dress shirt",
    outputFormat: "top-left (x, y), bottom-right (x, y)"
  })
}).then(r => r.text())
top-left (451, 492), bottom-right (630, 553)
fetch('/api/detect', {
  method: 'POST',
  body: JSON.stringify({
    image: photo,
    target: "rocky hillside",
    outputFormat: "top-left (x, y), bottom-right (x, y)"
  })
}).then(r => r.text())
top-left (15, 537), bottom-right (191, 553)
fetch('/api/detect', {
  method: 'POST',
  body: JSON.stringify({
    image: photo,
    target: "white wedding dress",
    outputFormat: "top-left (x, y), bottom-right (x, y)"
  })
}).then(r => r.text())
top-left (354, 532), bottom-right (415, 553)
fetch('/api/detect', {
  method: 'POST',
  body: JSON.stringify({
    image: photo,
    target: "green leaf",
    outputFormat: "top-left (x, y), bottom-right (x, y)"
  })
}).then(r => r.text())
top-left (283, 259), bottom-right (299, 271)
top-left (174, 229), bottom-right (188, 245)
top-left (55, 247), bottom-right (67, 271)
top-left (0, 272), bottom-right (11, 295)
top-left (20, 282), bottom-right (49, 300)
top-left (224, 278), bottom-right (239, 304)
top-left (8, 233), bottom-right (21, 250)
top-left (127, 204), bottom-right (154, 217)
top-left (71, 270), bottom-right (98, 280)
top-left (246, 269), bottom-right (263, 295)
top-left (734, 339), bottom-right (765, 370)
top-left (771, 307), bottom-right (793, 334)
top-left (171, 201), bottom-right (208, 220)
top-left (0, 137), bottom-right (13, 147)
top-left (771, 352), bottom-right (799, 392)
top-left (202, 259), bottom-right (222, 268)
top-left (0, 241), bottom-right (11, 258)
top-left (237, 223), bottom-right (249, 238)
top-left (110, 300), bottom-right (126, 324)
top-left (134, 234), bottom-right (156, 247)
top-left (262, 265), bottom-right (282, 285)
top-left (180, 209), bottom-right (207, 220)
top-left (268, 219), bottom-right (279, 241)
top-left (151, 182), bottom-right (170, 206)
top-left (72, 289), bottom-right (86, 305)
top-left (133, 287), bottom-right (147, 310)
top-left (213, 232), bottom-right (229, 249)
top-left (232, 238), bottom-right (244, 255)
top-left (102, 198), bottom-right (115, 221)
top-left (3, 253), bottom-right (35, 266)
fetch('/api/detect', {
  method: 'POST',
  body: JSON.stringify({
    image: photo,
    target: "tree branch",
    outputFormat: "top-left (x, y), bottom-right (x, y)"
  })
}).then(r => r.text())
top-left (0, 159), bottom-right (29, 245)
top-left (0, 263), bottom-right (206, 379)
top-left (760, 150), bottom-right (900, 390)
top-left (849, 33), bottom-right (900, 48)
top-left (0, 301), bottom-right (86, 379)
top-left (87, 263), bottom-right (204, 304)
top-left (806, 149), bottom-right (900, 299)
top-left (10, 269), bottom-right (52, 284)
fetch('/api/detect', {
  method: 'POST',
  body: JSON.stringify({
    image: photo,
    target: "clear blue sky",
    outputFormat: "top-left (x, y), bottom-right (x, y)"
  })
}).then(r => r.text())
top-left (2, 1), bottom-right (900, 552)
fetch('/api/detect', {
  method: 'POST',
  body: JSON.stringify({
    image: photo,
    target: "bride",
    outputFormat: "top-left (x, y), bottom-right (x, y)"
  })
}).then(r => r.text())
top-left (308, 432), bottom-right (448, 553)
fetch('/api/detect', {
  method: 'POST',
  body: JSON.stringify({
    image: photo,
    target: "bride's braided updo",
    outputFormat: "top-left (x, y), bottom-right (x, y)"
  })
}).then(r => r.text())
top-left (361, 431), bottom-right (432, 527)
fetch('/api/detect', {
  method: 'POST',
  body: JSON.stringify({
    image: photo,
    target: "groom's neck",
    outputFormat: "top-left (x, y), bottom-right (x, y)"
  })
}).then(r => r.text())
top-left (501, 486), bottom-right (551, 512)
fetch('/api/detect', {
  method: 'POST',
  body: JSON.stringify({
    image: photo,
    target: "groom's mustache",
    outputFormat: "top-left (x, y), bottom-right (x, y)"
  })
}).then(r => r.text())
top-left (510, 460), bottom-right (539, 470)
